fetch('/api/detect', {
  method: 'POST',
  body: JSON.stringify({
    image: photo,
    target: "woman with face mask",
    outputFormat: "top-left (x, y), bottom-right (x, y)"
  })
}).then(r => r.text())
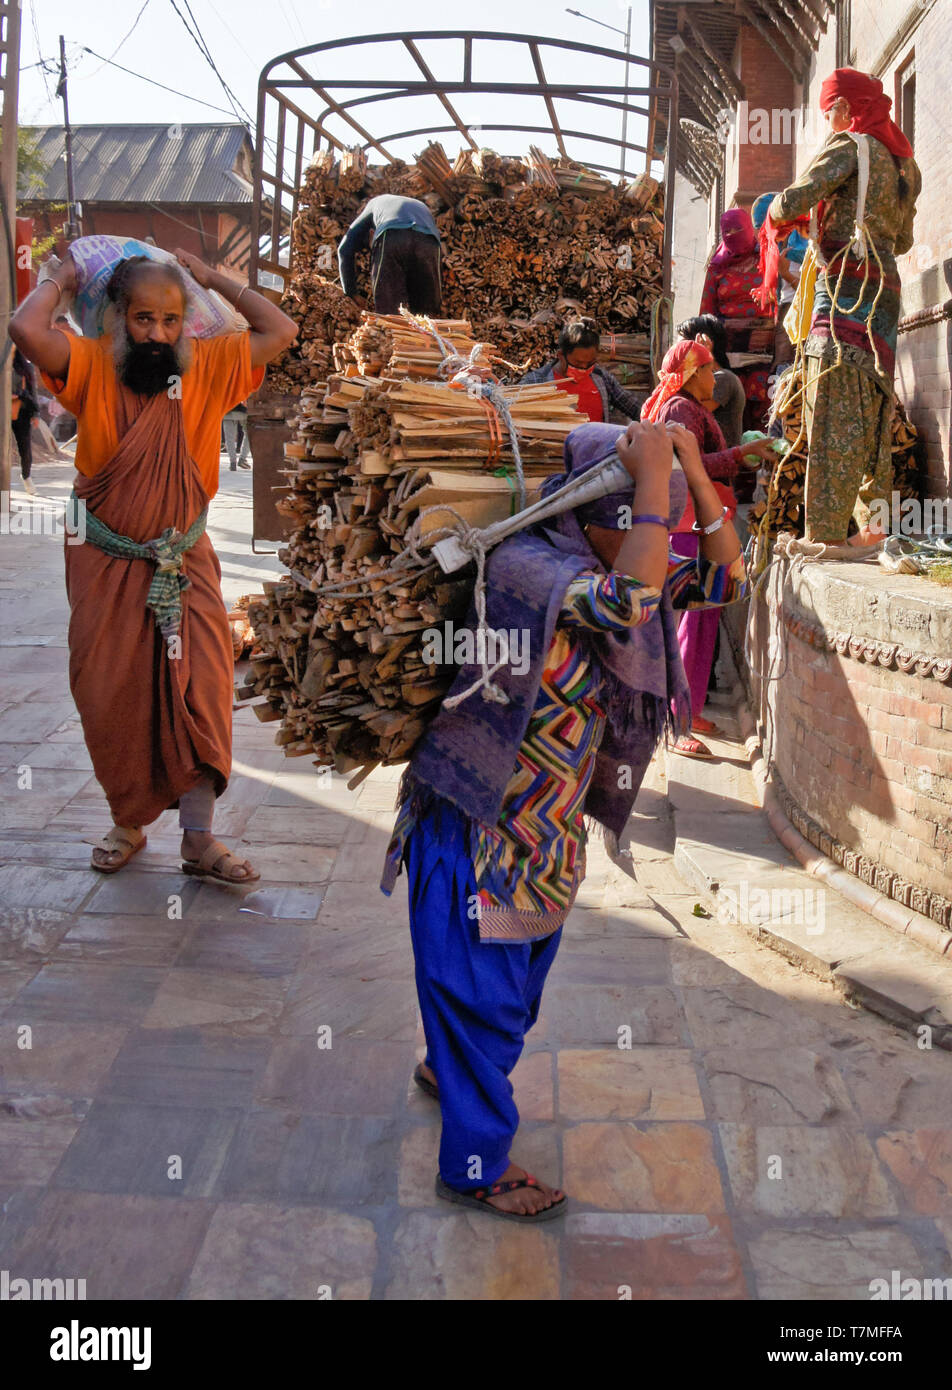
top-left (520, 319), bottom-right (645, 423)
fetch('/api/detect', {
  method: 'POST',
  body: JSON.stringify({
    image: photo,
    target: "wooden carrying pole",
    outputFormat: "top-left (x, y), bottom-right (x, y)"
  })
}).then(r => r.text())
top-left (0, 0), bottom-right (21, 504)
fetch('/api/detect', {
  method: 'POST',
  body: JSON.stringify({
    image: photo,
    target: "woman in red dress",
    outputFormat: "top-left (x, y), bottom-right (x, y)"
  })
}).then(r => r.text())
top-left (699, 209), bottom-right (775, 434)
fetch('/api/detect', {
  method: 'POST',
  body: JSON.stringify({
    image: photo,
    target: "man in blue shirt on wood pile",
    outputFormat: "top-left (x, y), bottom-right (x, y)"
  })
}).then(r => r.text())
top-left (338, 195), bottom-right (442, 315)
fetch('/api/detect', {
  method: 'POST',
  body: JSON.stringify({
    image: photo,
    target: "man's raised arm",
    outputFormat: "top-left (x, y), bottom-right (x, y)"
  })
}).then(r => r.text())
top-left (9, 256), bottom-right (76, 380)
top-left (174, 249), bottom-right (298, 366)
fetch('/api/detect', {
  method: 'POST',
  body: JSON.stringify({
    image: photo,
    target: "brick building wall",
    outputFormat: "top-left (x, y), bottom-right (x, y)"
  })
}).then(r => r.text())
top-left (739, 563), bottom-right (952, 923)
top-left (27, 207), bottom-right (250, 276)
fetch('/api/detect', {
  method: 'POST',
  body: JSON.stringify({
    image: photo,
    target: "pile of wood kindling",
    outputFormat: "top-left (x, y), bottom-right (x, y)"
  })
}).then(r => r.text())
top-left (749, 381), bottom-right (923, 539)
top-left (267, 141), bottom-right (662, 394)
top-left (242, 313), bottom-right (587, 773)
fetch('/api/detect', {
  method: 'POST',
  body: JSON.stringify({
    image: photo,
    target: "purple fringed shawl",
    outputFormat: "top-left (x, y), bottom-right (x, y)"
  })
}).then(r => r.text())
top-left (402, 423), bottom-right (691, 841)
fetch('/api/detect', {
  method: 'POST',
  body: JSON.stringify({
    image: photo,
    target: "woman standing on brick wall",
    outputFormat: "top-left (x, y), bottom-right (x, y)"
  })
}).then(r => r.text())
top-left (766, 68), bottom-right (921, 547)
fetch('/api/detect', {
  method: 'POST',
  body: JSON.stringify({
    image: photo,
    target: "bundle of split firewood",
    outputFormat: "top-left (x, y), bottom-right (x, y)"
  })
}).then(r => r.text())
top-left (243, 314), bottom-right (587, 773)
top-left (267, 143), bottom-right (663, 393)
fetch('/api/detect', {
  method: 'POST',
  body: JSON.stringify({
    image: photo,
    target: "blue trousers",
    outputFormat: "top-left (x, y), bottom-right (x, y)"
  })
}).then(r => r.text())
top-left (405, 805), bottom-right (562, 1191)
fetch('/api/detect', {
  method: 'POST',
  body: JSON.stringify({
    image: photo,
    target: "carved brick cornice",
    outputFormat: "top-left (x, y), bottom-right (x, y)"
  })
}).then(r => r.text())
top-left (773, 774), bottom-right (952, 932)
top-left (779, 607), bottom-right (952, 683)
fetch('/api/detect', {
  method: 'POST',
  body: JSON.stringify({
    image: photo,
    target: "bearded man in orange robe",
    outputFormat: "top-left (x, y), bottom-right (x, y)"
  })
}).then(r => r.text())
top-left (10, 249), bottom-right (297, 880)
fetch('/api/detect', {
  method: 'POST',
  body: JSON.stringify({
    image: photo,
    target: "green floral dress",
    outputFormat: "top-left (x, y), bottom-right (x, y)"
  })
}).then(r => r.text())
top-left (770, 132), bottom-right (921, 540)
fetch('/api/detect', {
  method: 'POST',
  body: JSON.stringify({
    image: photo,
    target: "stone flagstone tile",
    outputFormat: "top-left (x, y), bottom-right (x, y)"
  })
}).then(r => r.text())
top-left (563, 1122), bottom-right (726, 1213)
top-left (99, 1028), bottom-right (272, 1110)
top-left (668, 938), bottom-right (765, 986)
top-left (0, 966), bottom-right (41, 1010)
top-left (232, 842), bottom-right (336, 884)
top-left (218, 1110), bottom-right (400, 1205)
top-left (511, 1050), bottom-right (554, 1121)
top-left (0, 767), bottom-right (91, 800)
top-left (52, 1099), bottom-right (243, 1197)
top-left (242, 806), bottom-right (356, 847)
top-left (53, 915), bottom-right (188, 967)
top-left (554, 938), bottom-right (672, 986)
top-left (564, 1212), bottom-right (746, 1300)
top-left (386, 1209), bottom-right (560, 1300)
top-left (537, 983), bottom-right (683, 1046)
top-left (876, 1130), bottom-right (952, 1216)
top-left (835, 1044), bottom-right (952, 1127)
top-left (8, 963), bottom-right (166, 1025)
top-left (719, 1125), bottom-right (898, 1218)
top-left (0, 907), bottom-right (71, 962)
top-left (0, 797), bottom-right (85, 831)
top-left (186, 1201), bottom-right (376, 1299)
top-left (0, 701), bottom-right (77, 743)
top-left (303, 922), bottom-right (413, 981)
top-left (397, 1123), bottom-right (560, 1209)
top-left (277, 970), bottom-right (417, 1042)
top-left (10, 742), bottom-right (93, 771)
top-left (6, 1190), bottom-right (215, 1299)
top-left (680, 983), bottom-right (826, 1051)
top-left (82, 873), bottom-right (201, 917)
top-left (748, 1226), bottom-right (934, 1301)
top-left (558, 1049), bottom-right (704, 1122)
top-left (0, 864), bottom-right (95, 914)
top-left (563, 904), bottom-right (683, 940)
top-left (700, 1048), bottom-right (857, 1125)
top-left (176, 920), bottom-right (308, 977)
top-left (258, 1038), bottom-right (416, 1116)
top-left (142, 969), bottom-right (289, 1035)
top-left (0, 1110), bottom-right (84, 1183)
top-left (0, 1021), bottom-right (128, 1096)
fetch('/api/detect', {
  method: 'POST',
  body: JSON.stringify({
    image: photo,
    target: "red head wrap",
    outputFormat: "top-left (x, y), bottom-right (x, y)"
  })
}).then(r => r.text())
top-left (641, 340), bottom-right (714, 423)
top-left (819, 68), bottom-right (913, 160)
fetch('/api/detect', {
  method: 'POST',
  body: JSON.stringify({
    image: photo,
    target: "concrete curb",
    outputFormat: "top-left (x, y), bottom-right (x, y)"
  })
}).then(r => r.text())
top-left (733, 692), bottom-right (952, 961)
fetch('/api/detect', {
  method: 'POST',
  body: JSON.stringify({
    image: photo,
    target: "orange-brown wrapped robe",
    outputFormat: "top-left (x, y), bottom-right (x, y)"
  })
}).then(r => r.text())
top-left (42, 333), bottom-right (264, 826)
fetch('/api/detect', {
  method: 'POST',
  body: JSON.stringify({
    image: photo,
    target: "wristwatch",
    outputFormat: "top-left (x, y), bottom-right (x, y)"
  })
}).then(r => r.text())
top-left (692, 506), bottom-right (729, 536)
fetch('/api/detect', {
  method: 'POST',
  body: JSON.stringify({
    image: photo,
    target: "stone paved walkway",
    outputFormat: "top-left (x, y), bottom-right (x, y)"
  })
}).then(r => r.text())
top-left (1, 457), bottom-right (951, 1300)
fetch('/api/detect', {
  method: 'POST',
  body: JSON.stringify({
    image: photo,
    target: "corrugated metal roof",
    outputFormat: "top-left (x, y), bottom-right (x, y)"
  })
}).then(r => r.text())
top-left (20, 124), bottom-right (253, 205)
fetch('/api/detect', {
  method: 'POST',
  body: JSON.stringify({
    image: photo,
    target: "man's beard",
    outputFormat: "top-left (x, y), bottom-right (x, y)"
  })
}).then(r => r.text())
top-left (113, 326), bottom-right (192, 398)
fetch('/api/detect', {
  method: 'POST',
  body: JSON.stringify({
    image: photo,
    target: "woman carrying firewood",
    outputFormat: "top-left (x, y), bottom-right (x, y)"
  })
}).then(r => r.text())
top-left (380, 418), bottom-right (749, 1221)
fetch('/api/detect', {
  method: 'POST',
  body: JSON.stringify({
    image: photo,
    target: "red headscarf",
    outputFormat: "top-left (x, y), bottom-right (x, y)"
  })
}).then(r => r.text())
top-left (641, 340), bottom-right (714, 422)
top-left (819, 68), bottom-right (913, 160)
top-left (754, 208), bottom-right (810, 313)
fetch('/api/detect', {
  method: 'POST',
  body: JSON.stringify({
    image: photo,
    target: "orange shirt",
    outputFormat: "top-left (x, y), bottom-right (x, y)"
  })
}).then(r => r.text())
top-left (41, 332), bottom-right (265, 499)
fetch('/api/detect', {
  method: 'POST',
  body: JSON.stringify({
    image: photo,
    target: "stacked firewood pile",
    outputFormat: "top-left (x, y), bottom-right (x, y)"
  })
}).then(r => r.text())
top-left (750, 379), bottom-right (923, 539)
top-left (243, 314), bottom-right (587, 773)
top-left (267, 142), bottom-right (663, 393)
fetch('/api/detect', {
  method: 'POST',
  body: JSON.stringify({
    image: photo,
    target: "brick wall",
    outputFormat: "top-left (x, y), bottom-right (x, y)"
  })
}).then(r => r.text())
top-left (771, 633), bottom-right (952, 897)
top-left (729, 28), bottom-right (796, 204)
top-left (30, 207), bottom-right (250, 275)
top-left (737, 560), bottom-right (952, 919)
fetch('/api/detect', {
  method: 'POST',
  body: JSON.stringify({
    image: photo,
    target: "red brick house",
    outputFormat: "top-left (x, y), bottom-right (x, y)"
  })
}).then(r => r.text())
top-left (20, 122), bottom-right (255, 274)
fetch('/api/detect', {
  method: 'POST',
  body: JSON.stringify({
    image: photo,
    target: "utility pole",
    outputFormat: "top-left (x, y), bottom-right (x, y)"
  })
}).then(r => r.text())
top-left (57, 35), bottom-right (80, 240)
top-left (566, 7), bottom-right (633, 177)
top-left (0, 0), bottom-right (22, 504)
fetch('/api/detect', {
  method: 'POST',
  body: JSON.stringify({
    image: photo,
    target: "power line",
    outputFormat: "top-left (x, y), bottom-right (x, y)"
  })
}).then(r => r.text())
top-left (78, 48), bottom-right (241, 118)
top-left (84, 0), bottom-right (152, 78)
top-left (167, 0), bottom-right (254, 131)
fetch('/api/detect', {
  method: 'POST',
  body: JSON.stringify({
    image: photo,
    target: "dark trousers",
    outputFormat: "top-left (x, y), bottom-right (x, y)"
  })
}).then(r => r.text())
top-left (371, 228), bottom-right (442, 316)
top-left (12, 412), bottom-right (32, 480)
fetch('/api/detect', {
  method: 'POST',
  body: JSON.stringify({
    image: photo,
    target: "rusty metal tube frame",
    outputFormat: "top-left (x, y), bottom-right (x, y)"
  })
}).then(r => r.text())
top-left (250, 29), bottom-right (679, 297)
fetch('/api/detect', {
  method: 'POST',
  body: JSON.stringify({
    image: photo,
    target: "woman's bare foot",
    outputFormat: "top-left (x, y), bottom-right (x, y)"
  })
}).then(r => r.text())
top-left (91, 825), bottom-right (145, 872)
top-left (180, 829), bottom-right (258, 882)
top-left (483, 1162), bottom-right (564, 1216)
top-left (847, 526), bottom-right (887, 548)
